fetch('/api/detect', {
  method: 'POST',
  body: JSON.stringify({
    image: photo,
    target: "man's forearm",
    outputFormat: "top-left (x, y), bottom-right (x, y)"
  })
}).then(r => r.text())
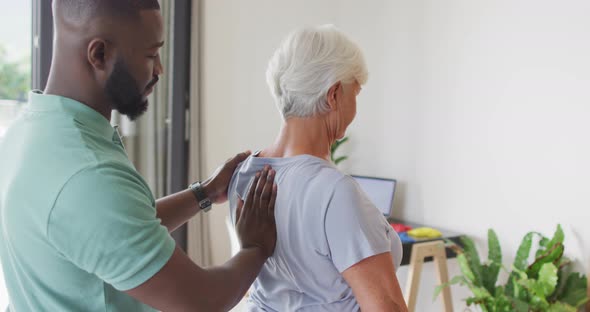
top-left (125, 246), bottom-right (268, 312)
top-left (201, 247), bottom-right (267, 311)
top-left (156, 189), bottom-right (200, 232)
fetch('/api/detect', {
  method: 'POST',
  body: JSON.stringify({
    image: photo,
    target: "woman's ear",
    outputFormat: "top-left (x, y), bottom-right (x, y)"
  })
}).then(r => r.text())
top-left (326, 81), bottom-right (342, 111)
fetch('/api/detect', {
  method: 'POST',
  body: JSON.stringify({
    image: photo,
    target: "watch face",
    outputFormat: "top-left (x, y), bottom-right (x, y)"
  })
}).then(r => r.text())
top-left (199, 199), bottom-right (212, 210)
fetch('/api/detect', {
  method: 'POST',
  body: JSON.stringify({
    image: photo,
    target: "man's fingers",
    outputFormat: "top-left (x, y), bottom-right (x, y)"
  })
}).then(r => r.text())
top-left (260, 169), bottom-right (275, 209)
top-left (253, 166), bottom-right (269, 214)
top-left (235, 197), bottom-right (244, 225)
top-left (267, 183), bottom-right (277, 220)
top-left (228, 150), bottom-right (251, 166)
top-left (244, 172), bottom-right (260, 214)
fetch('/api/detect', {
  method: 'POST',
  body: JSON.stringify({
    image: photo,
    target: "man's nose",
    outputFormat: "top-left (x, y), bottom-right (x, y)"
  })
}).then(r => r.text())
top-left (154, 54), bottom-right (164, 76)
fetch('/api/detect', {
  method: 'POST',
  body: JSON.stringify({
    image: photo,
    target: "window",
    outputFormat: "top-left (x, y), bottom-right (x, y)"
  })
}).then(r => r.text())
top-left (0, 1), bottom-right (31, 139)
top-left (0, 0), bottom-right (32, 307)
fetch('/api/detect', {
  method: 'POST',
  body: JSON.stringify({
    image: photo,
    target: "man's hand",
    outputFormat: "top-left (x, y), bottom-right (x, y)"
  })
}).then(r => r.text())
top-left (235, 166), bottom-right (277, 258)
top-left (127, 165), bottom-right (278, 312)
top-left (201, 151), bottom-right (251, 204)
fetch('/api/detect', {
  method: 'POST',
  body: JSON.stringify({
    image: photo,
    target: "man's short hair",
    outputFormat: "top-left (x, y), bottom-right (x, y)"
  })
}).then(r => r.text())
top-left (55, 0), bottom-right (160, 21)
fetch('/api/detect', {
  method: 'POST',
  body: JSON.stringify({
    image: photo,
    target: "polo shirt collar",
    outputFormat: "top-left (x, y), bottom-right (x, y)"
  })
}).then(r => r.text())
top-left (28, 90), bottom-right (117, 141)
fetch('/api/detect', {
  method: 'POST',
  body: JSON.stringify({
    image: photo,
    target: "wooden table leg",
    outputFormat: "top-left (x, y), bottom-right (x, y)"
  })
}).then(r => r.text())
top-left (404, 240), bottom-right (453, 312)
top-left (405, 244), bottom-right (425, 311)
top-left (433, 242), bottom-right (453, 312)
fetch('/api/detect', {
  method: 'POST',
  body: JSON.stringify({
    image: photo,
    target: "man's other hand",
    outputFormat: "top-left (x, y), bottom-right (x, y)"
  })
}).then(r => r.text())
top-left (201, 151), bottom-right (251, 204)
top-left (235, 166), bottom-right (277, 258)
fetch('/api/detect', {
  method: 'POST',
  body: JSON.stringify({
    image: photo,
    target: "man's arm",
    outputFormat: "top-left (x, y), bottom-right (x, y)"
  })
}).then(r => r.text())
top-left (155, 189), bottom-right (199, 232)
top-left (127, 246), bottom-right (266, 312)
top-left (156, 151), bottom-right (251, 232)
top-left (128, 166), bottom-right (277, 311)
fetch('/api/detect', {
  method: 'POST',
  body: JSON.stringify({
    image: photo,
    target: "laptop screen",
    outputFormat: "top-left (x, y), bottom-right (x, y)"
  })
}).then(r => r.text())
top-left (351, 175), bottom-right (396, 217)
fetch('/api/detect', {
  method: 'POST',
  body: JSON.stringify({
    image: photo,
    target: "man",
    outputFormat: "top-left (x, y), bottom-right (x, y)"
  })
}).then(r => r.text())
top-left (0, 1), bottom-right (277, 311)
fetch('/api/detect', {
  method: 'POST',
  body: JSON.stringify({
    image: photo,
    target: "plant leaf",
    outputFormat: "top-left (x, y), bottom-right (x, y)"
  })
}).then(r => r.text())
top-left (460, 235), bottom-right (483, 286)
top-left (482, 229), bottom-right (502, 293)
top-left (537, 262), bottom-right (558, 297)
top-left (529, 294), bottom-right (550, 311)
top-left (465, 297), bottom-right (479, 306)
top-left (510, 298), bottom-right (530, 312)
top-left (469, 285), bottom-right (492, 300)
top-left (333, 156), bottom-right (348, 165)
top-left (508, 266), bottom-right (530, 301)
top-left (482, 264), bottom-right (499, 295)
top-left (535, 225), bottom-right (565, 259)
top-left (550, 264), bottom-right (570, 301)
top-left (433, 275), bottom-right (466, 301)
top-left (536, 236), bottom-right (550, 258)
top-left (457, 254), bottom-right (476, 283)
top-left (330, 137), bottom-right (349, 164)
top-left (514, 232), bottom-right (534, 271)
top-left (527, 243), bottom-right (564, 279)
top-left (330, 137), bottom-right (348, 153)
top-left (557, 272), bottom-right (589, 308)
top-left (487, 229), bottom-right (502, 266)
top-left (548, 224), bottom-right (565, 247)
top-left (547, 302), bottom-right (577, 312)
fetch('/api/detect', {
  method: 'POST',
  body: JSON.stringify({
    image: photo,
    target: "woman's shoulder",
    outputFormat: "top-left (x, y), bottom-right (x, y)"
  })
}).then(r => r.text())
top-left (289, 157), bottom-right (353, 189)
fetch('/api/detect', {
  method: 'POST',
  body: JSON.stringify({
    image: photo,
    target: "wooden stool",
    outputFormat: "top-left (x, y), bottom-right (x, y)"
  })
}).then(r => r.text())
top-left (404, 240), bottom-right (453, 312)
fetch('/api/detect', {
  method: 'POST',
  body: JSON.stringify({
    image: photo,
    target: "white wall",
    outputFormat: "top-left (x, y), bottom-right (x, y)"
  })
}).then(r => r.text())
top-left (197, 0), bottom-right (590, 310)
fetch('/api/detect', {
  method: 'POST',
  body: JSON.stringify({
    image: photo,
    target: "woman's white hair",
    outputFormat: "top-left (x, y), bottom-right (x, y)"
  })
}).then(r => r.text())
top-left (266, 25), bottom-right (368, 120)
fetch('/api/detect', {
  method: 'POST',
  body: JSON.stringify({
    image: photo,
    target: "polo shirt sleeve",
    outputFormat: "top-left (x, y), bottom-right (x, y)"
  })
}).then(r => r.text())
top-left (324, 176), bottom-right (393, 273)
top-left (47, 164), bottom-right (176, 291)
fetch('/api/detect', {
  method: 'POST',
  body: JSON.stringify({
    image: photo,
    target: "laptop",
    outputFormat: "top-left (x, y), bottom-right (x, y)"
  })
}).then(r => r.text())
top-left (351, 175), bottom-right (397, 218)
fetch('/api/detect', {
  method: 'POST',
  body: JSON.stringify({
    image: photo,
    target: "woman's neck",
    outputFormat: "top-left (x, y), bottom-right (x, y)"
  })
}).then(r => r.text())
top-left (260, 116), bottom-right (337, 160)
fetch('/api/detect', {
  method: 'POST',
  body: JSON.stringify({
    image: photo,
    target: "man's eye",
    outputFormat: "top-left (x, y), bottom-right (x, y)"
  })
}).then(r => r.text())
top-left (148, 54), bottom-right (159, 59)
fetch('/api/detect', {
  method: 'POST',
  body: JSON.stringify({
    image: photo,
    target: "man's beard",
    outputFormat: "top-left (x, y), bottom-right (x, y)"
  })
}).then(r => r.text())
top-left (105, 58), bottom-right (158, 121)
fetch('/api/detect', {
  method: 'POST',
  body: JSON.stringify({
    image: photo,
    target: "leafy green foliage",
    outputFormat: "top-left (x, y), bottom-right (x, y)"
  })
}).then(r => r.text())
top-left (0, 44), bottom-right (30, 101)
top-left (547, 302), bottom-right (577, 312)
top-left (482, 229), bottom-right (502, 294)
top-left (515, 232), bottom-right (534, 270)
top-left (527, 243), bottom-right (564, 279)
top-left (436, 225), bottom-right (588, 312)
top-left (460, 236), bottom-right (483, 285)
top-left (537, 263), bottom-right (558, 296)
top-left (433, 275), bottom-right (467, 299)
top-left (557, 273), bottom-right (589, 308)
top-left (457, 253), bottom-right (476, 283)
top-left (330, 137), bottom-right (348, 165)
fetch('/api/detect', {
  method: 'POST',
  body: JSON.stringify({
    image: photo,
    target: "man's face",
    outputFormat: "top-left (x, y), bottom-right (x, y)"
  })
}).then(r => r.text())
top-left (106, 10), bottom-right (164, 120)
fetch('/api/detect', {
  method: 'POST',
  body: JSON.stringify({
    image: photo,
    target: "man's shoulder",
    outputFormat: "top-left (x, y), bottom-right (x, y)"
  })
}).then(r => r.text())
top-left (61, 162), bottom-right (151, 200)
top-left (48, 161), bottom-right (155, 232)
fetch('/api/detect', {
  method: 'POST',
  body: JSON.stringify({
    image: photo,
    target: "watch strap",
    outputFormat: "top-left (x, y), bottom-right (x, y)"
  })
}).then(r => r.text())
top-left (189, 181), bottom-right (212, 212)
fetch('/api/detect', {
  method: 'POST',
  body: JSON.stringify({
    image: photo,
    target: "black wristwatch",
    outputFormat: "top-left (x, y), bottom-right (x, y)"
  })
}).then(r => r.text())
top-left (189, 181), bottom-right (212, 212)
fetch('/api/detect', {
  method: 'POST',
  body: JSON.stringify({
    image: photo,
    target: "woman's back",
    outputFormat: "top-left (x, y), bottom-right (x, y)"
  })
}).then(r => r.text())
top-left (229, 154), bottom-right (402, 312)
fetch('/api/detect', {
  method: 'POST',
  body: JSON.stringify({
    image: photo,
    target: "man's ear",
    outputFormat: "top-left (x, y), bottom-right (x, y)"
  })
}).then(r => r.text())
top-left (87, 39), bottom-right (111, 72)
top-left (326, 81), bottom-right (342, 111)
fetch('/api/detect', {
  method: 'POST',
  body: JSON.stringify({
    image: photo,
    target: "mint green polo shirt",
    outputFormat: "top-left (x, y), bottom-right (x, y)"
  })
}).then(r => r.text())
top-left (0, 92), bottom-right (175, 311)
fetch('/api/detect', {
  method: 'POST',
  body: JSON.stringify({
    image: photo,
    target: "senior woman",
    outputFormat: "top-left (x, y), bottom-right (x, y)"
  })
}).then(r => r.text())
top-left (228, 25), bottom-right (407, 312)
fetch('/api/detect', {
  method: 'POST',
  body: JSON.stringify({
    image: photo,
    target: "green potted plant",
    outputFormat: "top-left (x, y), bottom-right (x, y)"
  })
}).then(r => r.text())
top-left (330, 136), bottom-right (349, 165)
top-left (434, 225), bottom-right (588, 311)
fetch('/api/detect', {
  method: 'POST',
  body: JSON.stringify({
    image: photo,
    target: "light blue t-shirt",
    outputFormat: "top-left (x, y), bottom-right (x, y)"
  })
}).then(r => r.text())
top-left (0, 92), bottom-right (175, 311)
top-left (228, 154), bottom-right (402, 312)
